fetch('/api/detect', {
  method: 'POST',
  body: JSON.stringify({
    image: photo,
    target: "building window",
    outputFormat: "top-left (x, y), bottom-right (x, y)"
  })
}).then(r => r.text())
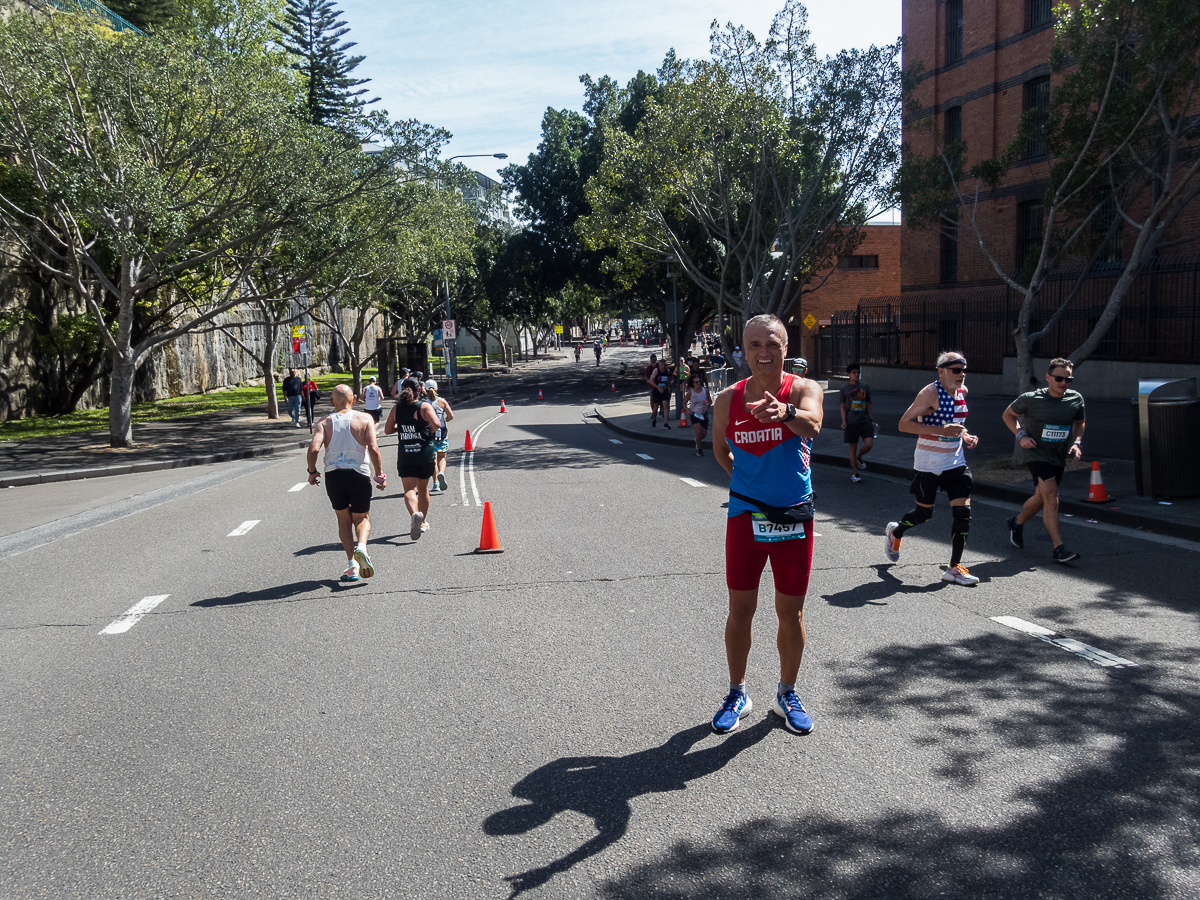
top-left (837, 255), bottom-right (879, 270)
top-left (1028, 0), bottom-right (1052, 29)
top-left (940, 214), bottom-right (958, 284)
top-left (1024, 76), bottom-right (1051, 158)
top-left (946, 0), bottom-right (963, 64)
top-left (944, 106), bottom-right (963, 170)
top-left (1017, 199), bottom-right (1044, 271)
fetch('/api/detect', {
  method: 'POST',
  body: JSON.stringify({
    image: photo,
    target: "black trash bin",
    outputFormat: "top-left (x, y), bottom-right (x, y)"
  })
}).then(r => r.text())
top-left (1132, 378), bottom-right (1200, 497)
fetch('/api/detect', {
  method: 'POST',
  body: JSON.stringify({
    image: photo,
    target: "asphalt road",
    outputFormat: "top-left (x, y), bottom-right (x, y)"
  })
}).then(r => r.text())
top-left (2, 348), bottom-right (1197, 900)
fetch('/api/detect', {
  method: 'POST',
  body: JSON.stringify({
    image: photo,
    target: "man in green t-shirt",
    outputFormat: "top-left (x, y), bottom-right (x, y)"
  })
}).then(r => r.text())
top-left (1001, 357), bottom-right (1087, 563)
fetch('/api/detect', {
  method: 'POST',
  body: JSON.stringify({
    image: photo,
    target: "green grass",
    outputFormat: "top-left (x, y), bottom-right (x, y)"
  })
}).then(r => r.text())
top-left (0, 371), bottom-right (376, 443)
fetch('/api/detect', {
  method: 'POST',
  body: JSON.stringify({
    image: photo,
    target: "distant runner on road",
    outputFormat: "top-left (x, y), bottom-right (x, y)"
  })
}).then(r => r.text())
top-left (884, 352), bottom-right (980, 585)
top-left (711, 314), bottom-right (824, 736)
top-left (363, 376), bottom-right (384, 423)
top-left (1002, 358), bottom-right (1087, 563)
top-left (424, 379), bottom-right (454, 494)
top-left (593, 339), bottom-right (603, 365)
top-left (839, 363), bottom-right (874, 483)
top-left (307, 385), bottom-right (386, 583)
top-left (646, 358), bottom-right (673, 428)
top-left (385, 378), bottom-right (441, 541)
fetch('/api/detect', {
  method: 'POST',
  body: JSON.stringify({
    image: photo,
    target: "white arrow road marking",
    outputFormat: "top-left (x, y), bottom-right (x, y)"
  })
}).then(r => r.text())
top-left (101, 595), bottom-right (170, 635)
top-left (288, 482), bottom-right (307, 492)
top-left (636, 454), bottom-right (654, 460)
top-left (991, 616), bottom-right (1138, 668)
top-left (680, 477), bottom-right (705, 487)
top-left (227, 520), bottom-right (261, 537)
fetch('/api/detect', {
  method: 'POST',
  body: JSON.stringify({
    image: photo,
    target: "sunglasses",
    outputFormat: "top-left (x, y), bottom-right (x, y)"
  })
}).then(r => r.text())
top-left (1050, 374), bottom-right (1074, 383)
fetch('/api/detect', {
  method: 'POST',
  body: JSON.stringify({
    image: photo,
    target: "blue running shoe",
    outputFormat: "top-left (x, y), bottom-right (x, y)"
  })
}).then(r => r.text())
top-left (711, 690), bottom-right (752, 733)
top-left (771, 690), bottom-right (814, 734)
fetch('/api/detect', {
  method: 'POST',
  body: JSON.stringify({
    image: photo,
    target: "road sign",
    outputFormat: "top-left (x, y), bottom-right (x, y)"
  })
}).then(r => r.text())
top-left (555, 325), bottom-right (564, 334)
top-left (291, 325), bottom-right (305, 339)
top-left (294, 339), bottom-right (307, 355)
top-left (434, 328), bottom-right (442, 341)
top-left (442, 319), bottom-right (456, 341)
top-left (803, 313), bottom-right (817, 330)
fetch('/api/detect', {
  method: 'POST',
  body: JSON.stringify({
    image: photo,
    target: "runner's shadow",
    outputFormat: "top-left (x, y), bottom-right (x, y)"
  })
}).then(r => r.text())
top-left (822, 564), bottom-right (946, 607)
top-left (485, 719), bottom-right (772, 897)
top-left (191, 580), bottom-right (328, 607)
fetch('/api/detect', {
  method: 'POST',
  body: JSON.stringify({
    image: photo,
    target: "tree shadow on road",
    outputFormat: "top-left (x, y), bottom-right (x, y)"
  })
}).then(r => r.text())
top-left (485, 719), bottom-right (774, 897)
top-left (600, 633), bottom-right (1200, 900)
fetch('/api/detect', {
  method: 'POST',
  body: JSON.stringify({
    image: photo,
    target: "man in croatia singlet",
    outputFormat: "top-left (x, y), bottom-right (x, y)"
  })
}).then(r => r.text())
top-left (883, 351), bottom-right (980, 585)
top-left (710, 314), bottom-right (824, 736)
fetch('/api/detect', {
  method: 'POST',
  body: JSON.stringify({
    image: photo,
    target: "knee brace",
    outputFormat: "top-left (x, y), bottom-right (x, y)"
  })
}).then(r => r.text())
top-left (951, 505), bottom-right (971, 536)
top-left (901, 506), bottom-right (934, 528)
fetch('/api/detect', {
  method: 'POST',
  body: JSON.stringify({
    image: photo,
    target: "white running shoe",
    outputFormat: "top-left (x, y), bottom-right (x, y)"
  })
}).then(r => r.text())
top-left (341, 560), bottom-right (360, 582)
top-left (942, 564), bottom-right (980, 586)
top-left (851, 473), bottom-right (862, 483)
top-left (353, 546), bottom-right (374, 578)
top-left (410, 511), bottom-right (424, 541)
top-left (884, 522), bottom-right (901, 562)
top-left (857, 460), bottom-right (868, 471)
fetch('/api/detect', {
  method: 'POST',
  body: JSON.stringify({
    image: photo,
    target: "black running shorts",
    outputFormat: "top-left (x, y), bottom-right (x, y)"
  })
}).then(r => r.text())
top-left (910, 465), bottom-right (972, 505)
top-left (398, 459), bottom-right (436, 480)
top-left (1028, 461), bottom-right (1065, 485)
top-left (843, 421), bottom-right (874, 444)
top-left (325, 468), bottom-right (372, 513)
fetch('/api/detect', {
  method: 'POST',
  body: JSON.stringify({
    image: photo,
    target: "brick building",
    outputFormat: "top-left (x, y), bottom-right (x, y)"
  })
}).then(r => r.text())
top-left (814, 0), bottom-right (1200, 398)
top-left (784, 224), bottom-right (901, 364)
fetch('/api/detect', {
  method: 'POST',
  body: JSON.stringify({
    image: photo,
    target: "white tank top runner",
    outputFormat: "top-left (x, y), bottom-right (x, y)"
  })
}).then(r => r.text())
top-left (912, 380), bottom-right (968, 473)
top-left (688, 387), bottom-right (708, 416)
top-left (324, 410), bottom-right (372, 477)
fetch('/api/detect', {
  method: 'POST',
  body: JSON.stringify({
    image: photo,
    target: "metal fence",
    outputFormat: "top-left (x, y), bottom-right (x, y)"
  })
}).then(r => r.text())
top-left (816, 255), bottom-right (1200, 377)
top-left (42, 0), bottom-right (144, 34)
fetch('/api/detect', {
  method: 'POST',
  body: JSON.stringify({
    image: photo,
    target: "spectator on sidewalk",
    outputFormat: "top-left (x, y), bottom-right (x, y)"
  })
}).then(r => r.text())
top-left (301, 377), bottom-right (321, 427)
top-left (282, 368), bottom-right (303, 427)
top-left (839, 364), bottom-right (875, 482)
top-left (732, 346), bottom-right (744, 369)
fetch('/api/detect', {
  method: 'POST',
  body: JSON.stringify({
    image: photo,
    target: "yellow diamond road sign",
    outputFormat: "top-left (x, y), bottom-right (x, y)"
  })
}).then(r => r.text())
top-left (803, 314), bottom-right (817, 330)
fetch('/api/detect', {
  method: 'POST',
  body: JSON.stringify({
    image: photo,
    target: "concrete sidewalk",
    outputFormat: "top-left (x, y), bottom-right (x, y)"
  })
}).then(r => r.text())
top-left (0, 355), bottom-right (565, 489)
top-left (593, 396), bottom-right (1200, 543)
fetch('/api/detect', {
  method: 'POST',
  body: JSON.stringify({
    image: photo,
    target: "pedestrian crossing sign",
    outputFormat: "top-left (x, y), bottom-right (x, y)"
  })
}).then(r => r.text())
top-left (803, 314), bottom-right (817, 330)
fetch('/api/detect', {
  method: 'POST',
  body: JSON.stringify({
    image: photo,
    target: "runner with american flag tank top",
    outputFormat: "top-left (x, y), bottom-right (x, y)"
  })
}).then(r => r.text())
top-left (884, 351), bottom-right (981, 585)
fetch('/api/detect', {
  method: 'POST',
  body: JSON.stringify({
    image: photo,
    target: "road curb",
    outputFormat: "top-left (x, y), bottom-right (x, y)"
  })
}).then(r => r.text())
top-left (0, 441), bottom-right (306, 489)
top-left (592, 405), bottom-right (1200, 543)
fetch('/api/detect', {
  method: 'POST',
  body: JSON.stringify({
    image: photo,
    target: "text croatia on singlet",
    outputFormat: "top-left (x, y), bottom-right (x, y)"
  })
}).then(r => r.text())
top-left (733, 426), bottom-right (784, 445)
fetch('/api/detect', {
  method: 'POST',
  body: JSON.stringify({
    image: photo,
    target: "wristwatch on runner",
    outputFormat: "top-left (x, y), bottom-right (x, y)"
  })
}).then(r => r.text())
top-left (783, 403), bottom-right (796, 422)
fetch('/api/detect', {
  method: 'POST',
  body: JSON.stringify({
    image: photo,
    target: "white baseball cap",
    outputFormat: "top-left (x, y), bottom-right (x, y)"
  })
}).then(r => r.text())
top-left (368, 376), bottom-right (377, 382)
top-left (424, 379), bottom-right (437, 390)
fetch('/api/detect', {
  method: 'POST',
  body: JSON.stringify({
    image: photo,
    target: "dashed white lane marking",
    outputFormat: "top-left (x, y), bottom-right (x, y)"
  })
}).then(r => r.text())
top-left (636, 453), bottom-right (654, 460)
top-left (680, 477), bottom-right (705, 487)
top-left (227, 520), bottom-right (261, 537)
top-left (991, 616), bottom-right (1138, 668)
top-left (100, 595), bottom-right (170, 635)
top-left (288, 482), bottom-right (307, 492)
top-left (609, 439), bottom-right (622, 444)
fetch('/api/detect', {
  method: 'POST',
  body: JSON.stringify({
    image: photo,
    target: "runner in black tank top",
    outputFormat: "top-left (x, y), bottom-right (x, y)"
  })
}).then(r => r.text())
top-left (385, 379), bottom-right (441, 541)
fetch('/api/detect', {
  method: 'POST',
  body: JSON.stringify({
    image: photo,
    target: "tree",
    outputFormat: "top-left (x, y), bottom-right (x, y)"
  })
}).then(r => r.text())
top-left (106, 0), bottom-right (181, 31)
top-left (0, 2), bottom-right (447, 445)
top-left (579, 0), bottom-right (903, 361)
top-left (274, 0), bottom-right (378, 129)
top-left (900, 0), bottom-right (1200, 389)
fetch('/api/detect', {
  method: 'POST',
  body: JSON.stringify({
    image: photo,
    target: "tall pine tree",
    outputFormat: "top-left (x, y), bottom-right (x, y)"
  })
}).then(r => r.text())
top-left (105, 0), bottom-right (180, 31)
top-left (274, 0), bottom-right (379, 129)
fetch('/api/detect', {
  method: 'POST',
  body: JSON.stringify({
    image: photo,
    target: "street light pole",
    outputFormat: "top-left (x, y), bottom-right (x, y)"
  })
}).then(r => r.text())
top-left (440, 153), bottom-right (507, 395)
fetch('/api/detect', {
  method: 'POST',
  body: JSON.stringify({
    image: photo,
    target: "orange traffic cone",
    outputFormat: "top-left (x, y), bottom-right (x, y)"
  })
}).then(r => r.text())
top-left (475, 501), bottom-right (504, 553)
top-left (610, 381), bottom-right (616, 392)
top-left (679, 411), bottom-right (688, 428)
top-left (463, 429), bottom-right (474, 452)
top-left (499, 399), bottom-right (506, 413)
top-left (1082, 460), bottom-right (1113, 502)
top-left (537, 388), bottom-right (544, 400)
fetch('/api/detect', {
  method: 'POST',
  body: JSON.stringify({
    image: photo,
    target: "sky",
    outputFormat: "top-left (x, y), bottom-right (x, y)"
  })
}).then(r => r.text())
top-left (339, 0), bottom-right (902, 184)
